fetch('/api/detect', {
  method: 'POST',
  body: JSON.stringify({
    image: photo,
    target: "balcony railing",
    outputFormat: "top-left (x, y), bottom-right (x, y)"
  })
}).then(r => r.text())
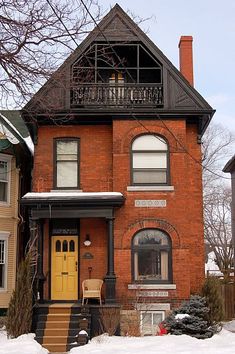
top-left (70, 83), bottom-right (163, 107)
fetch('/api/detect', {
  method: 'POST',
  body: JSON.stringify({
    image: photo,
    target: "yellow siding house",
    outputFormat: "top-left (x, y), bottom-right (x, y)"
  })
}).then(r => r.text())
top-left (0, 111), bottom-right (33, 311)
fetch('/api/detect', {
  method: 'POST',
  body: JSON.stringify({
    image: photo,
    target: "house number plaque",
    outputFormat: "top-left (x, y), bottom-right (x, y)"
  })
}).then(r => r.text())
top-left (135, 200), bottom-right (167, 207)
top-left (138, 291), bottom-right (169, 297)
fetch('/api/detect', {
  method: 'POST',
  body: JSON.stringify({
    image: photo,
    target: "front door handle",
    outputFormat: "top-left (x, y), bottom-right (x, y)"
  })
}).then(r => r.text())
top-left (75, 261), bottom-right (78, 271)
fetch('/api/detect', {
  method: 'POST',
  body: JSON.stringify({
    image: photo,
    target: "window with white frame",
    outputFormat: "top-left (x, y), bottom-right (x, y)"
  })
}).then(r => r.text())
top-left (0, 154), bottom-right (11, 203)
top-left (131, 134), bottom-right (169, 185)
top-left (0, 236), bottom-right (7, 289)
top-left (140, 311), bottom-right (165, 336)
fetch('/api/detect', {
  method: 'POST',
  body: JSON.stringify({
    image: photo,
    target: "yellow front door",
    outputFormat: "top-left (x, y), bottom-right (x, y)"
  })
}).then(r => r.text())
top-left (51, 236), bottom-right (78, 300)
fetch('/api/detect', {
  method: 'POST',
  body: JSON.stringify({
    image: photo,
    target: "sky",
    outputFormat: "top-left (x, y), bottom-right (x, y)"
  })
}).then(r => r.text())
top-left (100, 0), bottom-right (235, 133)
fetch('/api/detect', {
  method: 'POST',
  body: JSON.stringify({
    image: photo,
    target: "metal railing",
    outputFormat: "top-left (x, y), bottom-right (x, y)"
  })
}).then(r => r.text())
top-left (71, 83), bottom-right (163, 107)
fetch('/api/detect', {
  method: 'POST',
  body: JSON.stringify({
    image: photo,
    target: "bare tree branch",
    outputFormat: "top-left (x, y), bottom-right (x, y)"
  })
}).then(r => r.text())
top-left (0, 0), bottom-right (102, 108)
top-left (202, 123), bottom-right (234, 278)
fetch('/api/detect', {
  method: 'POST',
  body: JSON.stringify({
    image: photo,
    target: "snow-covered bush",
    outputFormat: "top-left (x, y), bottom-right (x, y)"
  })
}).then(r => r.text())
top-left (164, 295), bottom-right (218, 339)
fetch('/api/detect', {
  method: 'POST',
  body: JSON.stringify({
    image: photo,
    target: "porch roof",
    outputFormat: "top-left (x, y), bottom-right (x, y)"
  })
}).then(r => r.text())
top-left (21, 191), bottom-right (125, 207)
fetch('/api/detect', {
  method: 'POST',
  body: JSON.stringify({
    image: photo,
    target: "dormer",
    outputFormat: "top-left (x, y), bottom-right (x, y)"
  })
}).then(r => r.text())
top-left (23, 4), bottom-right (214, 140)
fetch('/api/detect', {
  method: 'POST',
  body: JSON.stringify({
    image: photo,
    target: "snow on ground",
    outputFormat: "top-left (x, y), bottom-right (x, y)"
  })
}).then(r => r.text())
top-left (70, 329), bottom-right (235, 354)
top-left (0, 331), bottom-right (48, 354)
top-left (0, 323), bottom-right (235, 354)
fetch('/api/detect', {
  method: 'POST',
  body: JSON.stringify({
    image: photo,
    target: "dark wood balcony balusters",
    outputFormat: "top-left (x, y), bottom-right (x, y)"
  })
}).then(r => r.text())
top-left (71, 84), bottom-right (163, 107)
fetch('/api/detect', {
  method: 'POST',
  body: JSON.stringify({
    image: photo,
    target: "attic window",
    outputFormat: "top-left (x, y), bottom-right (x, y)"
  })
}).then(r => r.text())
top-left (71, 43), bottom-right (162, 84)
top-left (71, 43), bottom-right (163, 107)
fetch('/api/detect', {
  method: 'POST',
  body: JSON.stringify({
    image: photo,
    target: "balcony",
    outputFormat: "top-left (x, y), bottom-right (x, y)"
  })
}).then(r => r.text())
top-left (70, 83), bottom-right (163, 108)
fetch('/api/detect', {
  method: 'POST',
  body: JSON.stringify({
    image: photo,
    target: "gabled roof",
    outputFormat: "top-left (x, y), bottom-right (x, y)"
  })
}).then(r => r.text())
top-left (0, 110), bottom-right (34, 154)
top-left (24, 4), bottom-right (214, 133)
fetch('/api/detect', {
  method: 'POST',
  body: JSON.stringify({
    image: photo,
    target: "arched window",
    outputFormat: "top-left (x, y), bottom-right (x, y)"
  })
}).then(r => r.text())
top-left (131, 134), bottom-right (169, 185)
top-left (132, 229), bottom-right (172, 283)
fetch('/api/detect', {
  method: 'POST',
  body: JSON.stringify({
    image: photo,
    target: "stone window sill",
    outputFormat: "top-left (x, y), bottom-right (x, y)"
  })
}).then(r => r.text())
top-left (128, 284), bottom-right (176, 290)
top-left (127, 186), bottom-right (174, 192)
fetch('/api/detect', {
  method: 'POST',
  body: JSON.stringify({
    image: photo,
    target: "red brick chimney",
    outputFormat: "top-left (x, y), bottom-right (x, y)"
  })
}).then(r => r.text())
top-left (178, 36), bottom-right (194, 86)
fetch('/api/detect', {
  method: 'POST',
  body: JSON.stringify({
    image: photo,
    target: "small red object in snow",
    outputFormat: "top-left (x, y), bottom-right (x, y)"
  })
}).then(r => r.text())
top-left (156, 323), bottom-right (167, 336)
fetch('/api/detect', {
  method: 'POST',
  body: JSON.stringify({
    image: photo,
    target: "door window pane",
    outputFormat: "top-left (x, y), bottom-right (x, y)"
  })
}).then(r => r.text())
top-left (69, 240), bottom-right (75, 252)
top-left (62, 240), bottom-right (68, 252)
top-left (55, 240), bottom-right (61, 252)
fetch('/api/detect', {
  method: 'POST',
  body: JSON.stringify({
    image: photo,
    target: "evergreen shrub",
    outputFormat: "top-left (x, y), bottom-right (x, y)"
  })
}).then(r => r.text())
top-left (164, 295), bottom-right (219, 339)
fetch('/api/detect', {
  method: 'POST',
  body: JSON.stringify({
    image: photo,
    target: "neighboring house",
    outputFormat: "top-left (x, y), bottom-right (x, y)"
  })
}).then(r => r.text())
top-left (223, 155), bottom-right (235, 272)
top-left (20, 5), bottom-right (214, 350)
top-left (0, 110), bottom-right (33, 313)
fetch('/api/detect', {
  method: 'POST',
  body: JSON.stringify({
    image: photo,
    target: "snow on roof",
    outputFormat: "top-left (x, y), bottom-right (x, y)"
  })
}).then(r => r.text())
top-left (0, 112), bottom-right (34, 155)
top-left (22, 192), bottom-right (124, 199)
top-left (0, 122), bottom-right (19, 144)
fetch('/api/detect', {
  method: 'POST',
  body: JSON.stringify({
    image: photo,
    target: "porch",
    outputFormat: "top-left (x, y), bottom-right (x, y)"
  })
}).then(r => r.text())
top-left (21, 192), bottom-right (125, 305)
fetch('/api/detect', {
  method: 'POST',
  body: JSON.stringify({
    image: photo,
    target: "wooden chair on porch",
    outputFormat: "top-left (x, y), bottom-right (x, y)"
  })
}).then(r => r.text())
top-left (82, 279), bottom-right (103, 306)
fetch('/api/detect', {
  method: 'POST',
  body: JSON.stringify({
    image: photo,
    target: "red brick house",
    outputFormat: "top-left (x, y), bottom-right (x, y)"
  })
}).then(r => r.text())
top-left (21, 4), bottom-right (214, 350)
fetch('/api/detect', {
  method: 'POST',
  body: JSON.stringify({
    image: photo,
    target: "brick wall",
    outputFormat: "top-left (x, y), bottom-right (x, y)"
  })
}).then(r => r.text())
top-left (35, 118), bottom-right (205, 305)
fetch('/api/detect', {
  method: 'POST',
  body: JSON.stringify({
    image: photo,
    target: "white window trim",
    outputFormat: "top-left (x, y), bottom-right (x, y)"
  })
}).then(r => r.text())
top-left (140, 310), bottom-right (165, 336)
top-left (127, 186), bottom-right (174, 192)
top-left (0, 153), bottom-right (12, 206)
top-left (0, 231), bottom-right (10, 291)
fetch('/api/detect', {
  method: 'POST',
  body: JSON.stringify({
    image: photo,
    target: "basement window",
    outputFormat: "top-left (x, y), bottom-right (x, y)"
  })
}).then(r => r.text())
top-left (140, 311), bottom-right (165, 336)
